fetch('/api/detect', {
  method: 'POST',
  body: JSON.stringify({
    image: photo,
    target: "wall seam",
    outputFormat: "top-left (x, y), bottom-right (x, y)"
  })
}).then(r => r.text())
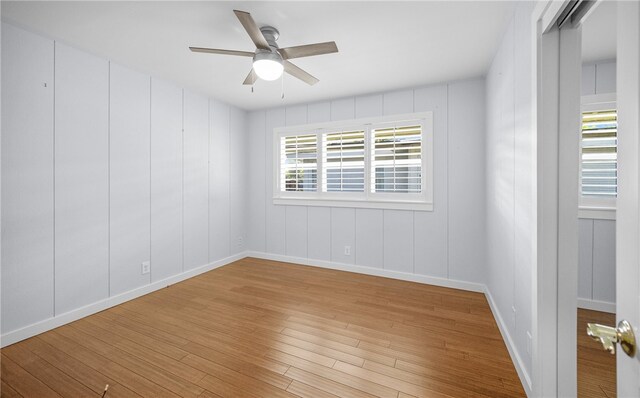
top-left (149, 76), bottom-right (152, 284)
top-left (108, 61), bottom-right (111, 296)
top-left (52, 40), bottom-right (57, 315)
top-left (446, 83), bottom-right (450, 279)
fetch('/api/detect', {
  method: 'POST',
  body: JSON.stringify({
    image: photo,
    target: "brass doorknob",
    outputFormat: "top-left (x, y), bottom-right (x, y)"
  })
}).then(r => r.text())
top-left (587, 319), bottom-right (636, 357)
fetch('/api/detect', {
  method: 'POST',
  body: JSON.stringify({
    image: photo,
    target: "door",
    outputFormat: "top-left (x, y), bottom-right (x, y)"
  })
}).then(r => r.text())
top-left (615, 1), bottom-right (640, 396)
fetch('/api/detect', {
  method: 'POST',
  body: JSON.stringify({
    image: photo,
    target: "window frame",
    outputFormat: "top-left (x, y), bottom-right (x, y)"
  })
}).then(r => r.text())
top-left (273, 112), bottom-right (434, 211)
top-left (579, 93), bottom-right (616, 220)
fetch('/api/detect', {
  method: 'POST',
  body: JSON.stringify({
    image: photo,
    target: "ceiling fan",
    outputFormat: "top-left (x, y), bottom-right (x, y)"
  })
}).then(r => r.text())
top-left (189, 10), bottom-right (338, 86)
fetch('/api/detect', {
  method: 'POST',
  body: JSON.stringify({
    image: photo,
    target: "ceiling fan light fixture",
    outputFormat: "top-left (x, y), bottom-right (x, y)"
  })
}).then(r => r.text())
top-left (253, 51), bottom-right (284, 81)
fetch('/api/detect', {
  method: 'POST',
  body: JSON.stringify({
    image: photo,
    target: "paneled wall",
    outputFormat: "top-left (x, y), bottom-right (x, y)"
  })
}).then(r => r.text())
top-left (578, 60), bottom-right (617, 310)
top-left (0, 23), bottom-right (247, 339)
top-left (485, 2), bottom-right (535, 386)
top-left (247, 79), bottom-right (486, 285)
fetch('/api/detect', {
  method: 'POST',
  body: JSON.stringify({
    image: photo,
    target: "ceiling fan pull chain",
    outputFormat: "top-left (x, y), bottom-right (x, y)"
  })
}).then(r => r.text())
top-left (281, 74), bottom-right (285, 99)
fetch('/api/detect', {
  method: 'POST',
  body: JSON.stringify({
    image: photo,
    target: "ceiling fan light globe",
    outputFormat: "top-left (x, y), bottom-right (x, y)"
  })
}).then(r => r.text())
top-left (253, 51), bottom-right (284, 81)
top-left (253, 59), bottom-right (283, 81)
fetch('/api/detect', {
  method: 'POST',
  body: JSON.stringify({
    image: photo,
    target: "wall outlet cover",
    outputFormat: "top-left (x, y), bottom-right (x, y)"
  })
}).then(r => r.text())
top-left (141, 261), bottom-right (150, 275)
top-left (344, 246), bottom-right (351, 256)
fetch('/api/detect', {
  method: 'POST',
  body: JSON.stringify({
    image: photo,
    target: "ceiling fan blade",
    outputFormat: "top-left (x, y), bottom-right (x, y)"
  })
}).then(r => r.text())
top-left (189, 47), bottom-right (254, 57)
top-left (243, 69), bottom-right (258, 85)
top-left (278, 41), bottom-right (338, 60)
top-left (233, 10), bottom-right (270, 51)
top-left (284, 61), bottom-right (319, 86)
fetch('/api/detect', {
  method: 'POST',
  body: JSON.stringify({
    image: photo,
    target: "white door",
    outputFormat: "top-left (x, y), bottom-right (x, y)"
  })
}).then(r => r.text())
top-left (615, 1), bottom-right (640, 396)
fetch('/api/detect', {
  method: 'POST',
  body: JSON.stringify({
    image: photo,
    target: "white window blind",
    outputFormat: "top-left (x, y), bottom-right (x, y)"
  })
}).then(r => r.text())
top-left (371, 125), bottom-right (422, 193)
top-left (280, 134), bottom-right (318, 192)
top-left (581, 109), bottom-right (617, 197)
top-left (322, 130), bottom-right (366, 192)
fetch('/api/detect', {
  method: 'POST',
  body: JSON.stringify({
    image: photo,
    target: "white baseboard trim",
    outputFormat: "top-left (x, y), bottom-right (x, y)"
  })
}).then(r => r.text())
top-left (484, 287), bottom-right (533, 397)
top-left (0, 251), bottom-right (248, 348)
top-left (245, 251), bottom-right (485, 293)
top-left (577, 298), bottom-right (616, 313)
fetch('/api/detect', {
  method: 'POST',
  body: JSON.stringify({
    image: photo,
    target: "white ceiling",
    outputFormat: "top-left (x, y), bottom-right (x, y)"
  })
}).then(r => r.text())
top-left (2, 1), bottom-right (517, 110)
top-left (582, 0), bottom-right (616, 63)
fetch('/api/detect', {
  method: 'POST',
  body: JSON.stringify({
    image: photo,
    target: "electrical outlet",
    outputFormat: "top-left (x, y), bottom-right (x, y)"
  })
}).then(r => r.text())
top-left (527, 331), bottom-right (532, 355)
top-left (141, 261), bottom-right (150, 275)
top-left (344, 246), bottom-right (351, 256)
top-left (237, 236), bottom-right (244, 248)
top-left (511, 306), bottom-right (517, 327)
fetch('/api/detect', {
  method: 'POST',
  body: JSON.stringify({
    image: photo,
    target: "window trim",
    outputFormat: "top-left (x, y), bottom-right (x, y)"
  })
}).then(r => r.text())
top-left (579, 93), bottom-right (617, 220)
top-left (273, 112), bottom-right (434, 211)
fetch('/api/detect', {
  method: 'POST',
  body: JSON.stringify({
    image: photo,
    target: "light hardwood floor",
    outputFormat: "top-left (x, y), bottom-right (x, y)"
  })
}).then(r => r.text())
top-left (1, 258), bottom-right (526, 398)
top-left (578, 308), bottom-right (616, 398)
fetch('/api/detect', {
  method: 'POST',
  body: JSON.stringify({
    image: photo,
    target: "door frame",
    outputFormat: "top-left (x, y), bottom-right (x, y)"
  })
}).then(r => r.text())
top-left (531, 1), bottom-right (584, 396)
top-left (615, 2), bottom-right (640, 396)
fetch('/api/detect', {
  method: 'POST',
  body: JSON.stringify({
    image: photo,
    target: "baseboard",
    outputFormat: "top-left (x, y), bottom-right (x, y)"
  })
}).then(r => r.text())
top-left (577, 298), bottom-right (616, 313)
top-left (484, 287), bottom-right (532, 397)
top-left (0, 251), bottom-right (249, 348)
top-left (245, 251), bottom-right (485, 293)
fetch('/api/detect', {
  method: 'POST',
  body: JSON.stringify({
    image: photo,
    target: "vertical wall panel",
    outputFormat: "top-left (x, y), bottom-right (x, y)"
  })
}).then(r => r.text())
top-left (330, 98), bottom-right (355, 121)
top-left (383, 210), bottom-right (414, 273)
top-left (308, 102), bottom-right (331, 123)
top-left (448, 79), bottom-right (486, 283)
top-left (355, 94), bottom-right (383, 118)
top-left (209, 99), bottom-right (230, 261)
top-left (150, 78), bottom-right (183, 281)
top-left (247, 111), bottom-right (266, 252)
top-left (383, 89), bottom-right (414, 115)
top-left (54, 43), bottom-right (109, 313)
top-left (331, 208), bottom-right (355, 264)
top-left (1, 24), bottom-right (54, 333)
top-left (413, 85), bottom-right (448, 278)
top-left (286, 104), bottom-right (308, 126)
top-left (355, 209), bottom-right (383, 268)
top-left (593, 220), bottom-right (616, 303)
top-left (307, 207), bottom-right (331, 261)
top-left (229, 107), bottom-right (247, 255)
top-left (581, 64), bottom-right (596, 95)
top-left (109, 63), bottom-right (151, 295)
top-left (595, 61), bottom-right (616, 94)
top-left (286, 206), bottom-right (308, 258)
top-left (578, 219), bottom-right (594, 300)
top-left (183, 90), bottom-right (209, 269)
top-left (265, 108), bottom-right (286, 254)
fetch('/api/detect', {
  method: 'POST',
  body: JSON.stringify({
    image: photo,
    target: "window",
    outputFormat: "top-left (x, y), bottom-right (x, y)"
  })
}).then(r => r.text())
top-left (579, 94), bottom-right (616, 219)
top-left (322, 130), bottom-right (365, 192)
top-left (371, 125), bottom-right (422, 194)
top-left (280, 134), bottom-right (317, 192)
top-left (273, 112), bottom-right (433, 211)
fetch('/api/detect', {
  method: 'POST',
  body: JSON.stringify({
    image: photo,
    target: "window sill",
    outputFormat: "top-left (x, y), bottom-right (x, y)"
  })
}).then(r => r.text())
top-left (578, 206), bottom-right (616, 220)
top-left (273, 197), bottom-right (433, 211)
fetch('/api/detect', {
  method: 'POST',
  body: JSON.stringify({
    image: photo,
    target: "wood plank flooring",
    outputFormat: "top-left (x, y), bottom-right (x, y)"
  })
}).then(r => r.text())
top-left (1, 258), bottom-right (526, 398)
top-left (578, 308), bottom-right (616, 398)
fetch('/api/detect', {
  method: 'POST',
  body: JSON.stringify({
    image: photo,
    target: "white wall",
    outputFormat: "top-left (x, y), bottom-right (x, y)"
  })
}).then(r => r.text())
top-left (485, 2), bottom-right (535, 390)
top-left (578, 60), bottom-right (616, 311)
top-left (246, 79), bottom-right (486, 286)
top-left (0, 23), bottom-right (247, 342)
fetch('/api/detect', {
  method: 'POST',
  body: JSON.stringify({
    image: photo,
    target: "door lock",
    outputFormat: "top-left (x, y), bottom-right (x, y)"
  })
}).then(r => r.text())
top-left (587, 319), bottom-right (636, 357)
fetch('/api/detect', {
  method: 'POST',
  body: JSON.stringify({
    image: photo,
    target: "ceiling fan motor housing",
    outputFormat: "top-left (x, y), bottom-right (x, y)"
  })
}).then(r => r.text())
top-left (259, 26), bottom-right (280, 48)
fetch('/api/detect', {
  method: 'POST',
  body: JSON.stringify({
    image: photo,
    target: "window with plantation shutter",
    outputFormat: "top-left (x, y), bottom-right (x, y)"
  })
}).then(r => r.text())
top-left (371, 125), bottom-right (422, 194)
top-left (322, 130), bottom-right (366, 192)
top-left (274, 112), bottom-right (433, 211)
top-left (280, 134), bottom-right (318, 192)
top-left (581, 109), bottom-right (617, 197)
top-left (579, 94), bottom-right (617, 219)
